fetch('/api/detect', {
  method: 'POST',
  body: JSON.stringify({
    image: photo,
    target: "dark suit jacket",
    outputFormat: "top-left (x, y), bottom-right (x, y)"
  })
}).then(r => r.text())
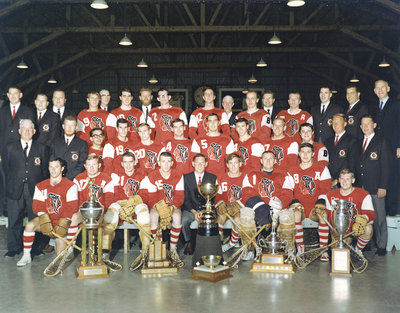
top-left (0, 104), bottom-right (35, 157)
top-left (33, 110), bottom-right (61, 147)
top-left (324, 132), bottom-right (360, 180)
top-left (4, 140), bottom-right (49, 199)
top-left (311, 102), bottom-right (344, 143)
top-left (182, 171), bottom-right (217, 212)
top-left (356, 134), bottom-right (391, 194)
top-left (373, 97), bottom-right (400, 153)
top-left (50, 135), bottom-right (88, 180)
top-left (345, 101), bottom-right (369, 140)
top-left (227, 112), bottom-right (238, 128)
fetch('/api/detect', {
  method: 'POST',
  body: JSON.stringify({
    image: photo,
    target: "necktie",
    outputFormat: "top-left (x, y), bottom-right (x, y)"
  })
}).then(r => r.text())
top-left (24, 142), bottom-right (28, 158)
top-left (362, 137), bottom-right (368, 154)
top-left (12, 106), bottom-right (16, 119)
top-left (379, 101), bottom-right (384, 110)
top-left (334, 135), bottom-right (339, 146)
top-left (347, 105), bottom-right (351, 114)
top-left (145, 107), bottom-right (149, 122)
top-left (198, 175), bottom-right (202, 185)
top-left (321, 105), bottom-right (325, 116)
top-left (38, 112), bottom-right (42, 124)
top-left (66, 138), bottom-right (69, 146)
top-left (57, 108), bottom-right (61, 117)
top-left (267, 109), bottom-right (270, 115)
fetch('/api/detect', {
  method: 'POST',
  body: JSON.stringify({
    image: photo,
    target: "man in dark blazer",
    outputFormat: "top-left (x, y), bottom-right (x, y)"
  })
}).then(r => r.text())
top-left (261, 90), bottom-right (279, 122)
top-left (51, 89), bottom-right (75, 126)
top-left (344, 85), bottom-right (369, 140)
top-left (373, 80), bottom-right (400, 216)
top-left (324, 113), bottom-right (360, 188)
top-left (33, 93), bottom-right (61, 147)
top-left (138, 87), bottom-right (158, 122)
top-left (311, 87), bottom-right (344, 143)
top-left (357, 115), bottom-right (391, 256)
top-left (3, 119), bottom-right (49, 257)
top-left (181, 153), bottom-right (217, 255)
top-left (222, 95), bottom-right (237, 128)
top-left (50, 115), bottom-right (88, 181)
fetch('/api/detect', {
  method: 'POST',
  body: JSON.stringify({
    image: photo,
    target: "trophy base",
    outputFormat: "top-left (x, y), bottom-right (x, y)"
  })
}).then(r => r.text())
top-left (191, 265), bottom-right (232, 282)
top-left (141, 266), bottom-right (178, 274)
top-left (330, 247), bottom-right (352, 276)
top-left (250, 252), bottom-right (295, 274)
top-left (76, 262), bottom-right (109, 279)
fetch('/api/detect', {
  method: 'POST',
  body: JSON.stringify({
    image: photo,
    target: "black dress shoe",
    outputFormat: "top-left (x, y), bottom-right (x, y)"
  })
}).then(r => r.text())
top-left (184, 242), bottom-right (193, 255)
top-left (4, 251), bottom-right (19, 257)
top-left (376, 248), bottom-right (387, 256)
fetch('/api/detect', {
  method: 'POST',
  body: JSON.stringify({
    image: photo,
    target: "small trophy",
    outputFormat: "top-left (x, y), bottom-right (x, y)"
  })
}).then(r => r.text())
top-left (251, 211), bottom-right (295, 273)
top-left (76, 179), bottom-right (109, 279)
top-left (330, 199), bottom-right (351, 276)
top-left (191, 183), bottom-right (232, 282)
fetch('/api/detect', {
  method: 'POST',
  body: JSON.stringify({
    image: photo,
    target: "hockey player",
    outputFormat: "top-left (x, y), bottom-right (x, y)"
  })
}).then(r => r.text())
top-left (299, 123), bottom-right (329, 166)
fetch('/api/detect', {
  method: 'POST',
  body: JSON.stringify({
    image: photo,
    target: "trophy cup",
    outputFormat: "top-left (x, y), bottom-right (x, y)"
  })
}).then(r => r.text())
top-left (191, 183), bottom-right (232, 282)
top-left (251, 211), bottom-right (295, 273)
top-left (76, 180), bottom-right (109, 279)
top-left (330, 199), bottom-right (351, 276)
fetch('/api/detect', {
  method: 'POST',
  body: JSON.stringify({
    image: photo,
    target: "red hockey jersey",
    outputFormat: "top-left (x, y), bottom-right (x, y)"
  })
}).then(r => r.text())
top-left (76, 109), bottom-right (112, 144)
top-left (215, 172), bottom-right (257, 204)
top-left (231, 109), bottom-right (271, 142)
top-left (189, 107), bottom-right (230, 139)
top-left (131, 141), bottom-right (166, 175)
top-left (102, 137), bottom-right (135, 173)
top-left (233, 137), bottom-right (264, 173)
top-left (149, 106), bottom-right (188, 143)
top-left (164, 138), bottom-right (193, 175)
top-left (111, 168), bottom-right (148, 203)
top-left (277, 109), bottom-right (313, 141)
top-left (264, 136), bottom-right (299, 171)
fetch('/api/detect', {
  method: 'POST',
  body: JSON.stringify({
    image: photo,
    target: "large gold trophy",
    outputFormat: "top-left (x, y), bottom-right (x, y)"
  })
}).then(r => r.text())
top-left (76, 180), bottom-right (109, 279)
top-left (191, 183), bottom-right (232, 282)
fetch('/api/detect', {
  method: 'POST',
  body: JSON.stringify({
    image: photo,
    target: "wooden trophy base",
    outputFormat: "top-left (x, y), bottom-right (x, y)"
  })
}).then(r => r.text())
top-left (141, 240), bottom-right (178, 274)
top-left (191, 265), bottom-right (232, 282)
top-left (76, 261), bottom-right (109, 279)
top-left (330, 247), bottom-right (352, 277)
top-left (251, 252), bottom-right (295, 274)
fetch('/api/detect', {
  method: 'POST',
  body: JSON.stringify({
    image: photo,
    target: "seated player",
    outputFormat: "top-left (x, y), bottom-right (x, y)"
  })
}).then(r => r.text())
top-left (191, 113), bottom-right (235, 175)
top-left (323, 169), bottom-right (375, 256)
top-left (233, 118), bottom-right (264, 173)
top-left (215, 153), bottom-right (271, 260)
top-left (17, 158), bottom-right (79, 266)
top-left (299, 123), bottom-right (329, 166)
top-left (108, 151), bottom-right (150, 270)
top-left (287, 143), bottom-right (332, 261)
top-left (142, 152), bottom-right (184, 264)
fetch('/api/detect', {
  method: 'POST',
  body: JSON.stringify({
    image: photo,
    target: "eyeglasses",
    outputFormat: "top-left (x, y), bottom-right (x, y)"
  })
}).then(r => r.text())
top-left (92, 134), bottom-right (104, 138)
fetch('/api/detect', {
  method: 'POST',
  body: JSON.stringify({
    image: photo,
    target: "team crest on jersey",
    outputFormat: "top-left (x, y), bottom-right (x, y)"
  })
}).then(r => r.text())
top-left (127, 116), bottom-right (138, 132)
top-left (285, 119), bottom-right (299, 137)
top-left (47, 193), bottom-right (62, 214)
top-left (34, 157), bottom-right (41, 166)
top-left (370, 152), bottom-right (378, 160)
top-left (163, 183), bottom-right (174, 203)
top-left (42, 124), bottom-right (50, 132)
top-left (238, 146), bottom-right (249, 165)
top-left (327, 118), bottom-right (333, 126)
top-left (124, 178), bottom-right (139, 197)
top-left (258, 178), bottom-right (274, 198)
top-left (248, 119), bottom-right (256, 135)
top-left (228, 185), bottom-right (242, 203)
top-left (160, 114), bottom-right (173, 131)
top-left (202, 115), bottom-right (210, 132)
top-left (71, 153), bottom-right (78, 161)
top-left (299, 175), bottom-right (316, 195)
top-left (272, 146), bottom-right (284, 165)
top-left (346, 202), bottom-right (358, 222)
top-left (348, 116), bottom-right (354, 125)
top-left (91, 184), bottom-right (102, 202)
top-left (90, 116), bottom-right (105, 129)
top-left (173, 144), bottom-right (189, 164)
top-left (145, 150), bottom-right (157, 169)
top-left (339, 149), bottom-right (346, 157)
top-left (208, 142), bottom-right (222, 162)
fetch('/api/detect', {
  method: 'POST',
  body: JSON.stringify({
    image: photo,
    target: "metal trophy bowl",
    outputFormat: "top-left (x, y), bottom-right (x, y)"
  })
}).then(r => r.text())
top-left (198, 183), bottom-right (219, 210)
top-left (197, 183), bottom-right (219, 236)
top-left (202, 255), bottom-right (222, 270)
top-left (333, 199), bottom-right (350, 248)
top-left (79, 180), bottom-right (103, 227)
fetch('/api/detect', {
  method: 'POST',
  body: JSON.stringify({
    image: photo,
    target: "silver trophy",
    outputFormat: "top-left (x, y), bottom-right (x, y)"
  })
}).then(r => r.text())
top-left (333, 199), bottom-right (350, 248)
top-left (79, 179), bottom-right (103, 227)
top-left (265, 210), bottom-right (287, 254)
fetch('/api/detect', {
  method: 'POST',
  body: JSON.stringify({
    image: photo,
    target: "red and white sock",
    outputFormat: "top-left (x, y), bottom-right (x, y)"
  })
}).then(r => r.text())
top-left (67, 226), bottom-right (78, 245)
top-left (229, 228), bottom-right (239, 246)
top-left (295, 222), bottom-right (304, 246)
top-left (23, 231), bottom-right (35, 252)
top-left (218, 224), bottom-right (224, 236)
top-left (356, 235), bottom-right (370, 251)
top-left (170, 225), bottom-right (182, 248)
top-left (318, 223), bottom-right (329, 247)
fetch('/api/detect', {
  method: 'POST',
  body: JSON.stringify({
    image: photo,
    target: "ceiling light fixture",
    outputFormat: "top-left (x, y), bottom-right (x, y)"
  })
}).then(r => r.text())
top-left (378, 57), bottom-right (390, 68)
top-left (119, 34), bottom-right (133, 46)
top-left (90, 0), bottom-right (109, 9)
top-left (48, 74), bottom-right (57, 84)
top-left (287, 0), bottom-right (305, 7)
top-left (137, 59), bottom-right (148, 68)
top-left (349, 75), bottom-right (359, 83)
top-left (16, 57), bottom-right (28, 69)
top-left (268, 32), bottom-right (282, 45)
top-left (256, 58), bottom-right (267, 67)
top-left (148, 75), bottom-right (158, 84)
top-left (248, 74), bottom-right (257, 84)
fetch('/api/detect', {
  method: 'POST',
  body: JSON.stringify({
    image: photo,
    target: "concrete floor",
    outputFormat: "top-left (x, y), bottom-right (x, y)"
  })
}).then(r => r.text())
top-left (0, 226), bottom-right (399, 313)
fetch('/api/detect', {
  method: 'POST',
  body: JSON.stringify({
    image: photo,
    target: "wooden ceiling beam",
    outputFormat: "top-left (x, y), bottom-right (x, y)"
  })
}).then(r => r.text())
top-left (376, 0), bottom-right (400, 15)
top-left (0, 0), bottom-right (29, 18)
top-left (59, 66), bottom-right (107, 90)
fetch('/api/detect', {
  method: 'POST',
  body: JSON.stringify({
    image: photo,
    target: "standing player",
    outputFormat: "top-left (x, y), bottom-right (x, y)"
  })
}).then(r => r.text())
top-left (189, 87), bottom-right (230, 138)
top-left (287, 143), bottom-right (332, 260)
top-left (16, 158), bottom-right (79, 266)
top-left (191, 113), bottom-right (235, 175)
top-left (149, 88), bottom-right (188, 143)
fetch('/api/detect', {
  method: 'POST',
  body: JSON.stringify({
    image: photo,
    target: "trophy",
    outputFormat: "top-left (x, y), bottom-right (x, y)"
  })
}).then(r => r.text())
top-left (330, 199), bottom-right (351, 276)
top-left (251, 211), bottom-right (295, 273)
top-left (191, 183), bottom-right (232, 282)
top-left (76, 179), bottom-right (109, 279)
